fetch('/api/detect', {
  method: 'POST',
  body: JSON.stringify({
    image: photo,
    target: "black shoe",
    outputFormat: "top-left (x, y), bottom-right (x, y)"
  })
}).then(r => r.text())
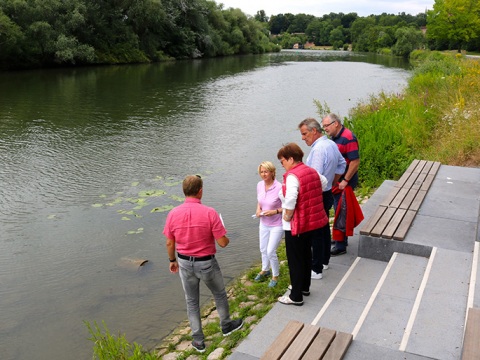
top-left (331, 247), bottom-right (346, 256)
top-left (192, 340), bottom-right (205, 353)
top-left (222, 318), bottom-right (244, 336)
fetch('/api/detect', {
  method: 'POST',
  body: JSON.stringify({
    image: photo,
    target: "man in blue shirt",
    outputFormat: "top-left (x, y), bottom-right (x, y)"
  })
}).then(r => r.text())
top-left (299, 118), bottom-right (346, 278)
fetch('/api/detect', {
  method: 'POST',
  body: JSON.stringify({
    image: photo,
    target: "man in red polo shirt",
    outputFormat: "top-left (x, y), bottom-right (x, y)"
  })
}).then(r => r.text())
top-left (164, 175), bottom-right (243, 353)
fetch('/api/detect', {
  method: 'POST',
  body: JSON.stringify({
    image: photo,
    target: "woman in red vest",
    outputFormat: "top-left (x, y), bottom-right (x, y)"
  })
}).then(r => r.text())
top-left (277, 143), bottom-right (329, 306)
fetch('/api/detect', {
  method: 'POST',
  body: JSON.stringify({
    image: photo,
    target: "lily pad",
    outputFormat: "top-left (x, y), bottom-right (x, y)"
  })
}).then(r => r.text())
top-left (170, 195), bottom-right (184, 202)
top-left (92, 203), bottom-right (103, 208)
top-left (151, 205), bottom-right (174, 213)
top-left (138, 190), bottom-right (166, 197)
top-left (121, 217), bottom-right (131, 221)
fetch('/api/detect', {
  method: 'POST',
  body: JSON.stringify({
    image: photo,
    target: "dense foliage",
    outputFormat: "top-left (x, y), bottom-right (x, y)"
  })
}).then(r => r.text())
top-left (267, 11), bottom-right (427, 53)
top-left (0, 0), bottom-right (280, 70)
top-left (324, 52), bottom-right (480, 190)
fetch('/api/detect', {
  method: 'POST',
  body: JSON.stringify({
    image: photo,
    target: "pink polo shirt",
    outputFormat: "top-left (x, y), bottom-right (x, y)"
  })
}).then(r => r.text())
top-left (163, 197), bottom-right (226, 257)
top-left (257, 179), bottom-right (282, 227)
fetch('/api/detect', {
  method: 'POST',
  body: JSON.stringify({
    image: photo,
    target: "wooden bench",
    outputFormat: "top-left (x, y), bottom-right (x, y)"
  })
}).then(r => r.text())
top-left (462, 307), bottom-right (480, 360)
top-left (359, 159), bottom-right (441, 241)
top-left (261, 320), bottom-right (352, 360)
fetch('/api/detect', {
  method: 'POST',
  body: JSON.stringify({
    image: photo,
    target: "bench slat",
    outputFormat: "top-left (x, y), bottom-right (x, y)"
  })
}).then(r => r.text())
top-left (281, 324), bottom-right (319, 360)
top-left (261, 320), bottom-right (304, 360)
top-left (322, 332), bottom-right (353, 360)
top-left (412, 172), bottom-right (427, 190)
top-left (462, 307), bottom-right (480, 360)
top-left (381, 208), bottom-right (407, 239)
top-left (389, 187), bottom-right (409, 208)
top-left (399, 188), bottom-right (419, 210)
top-left (380, 186), bottom-right (401, 207)
top-left (402, 171), bottom-right (421, 190)
top-left (360, 206), bottom-right (387, 235)
top-left (414, 160), bottom-right (427, 173)
top-left (371, 207), bottom-right (397, 237)
top-left (392, 210), bottom-right (416, 240)
top-left (302, 328), bottom-right (336, 360)
top-left (410, 190), bottom-right (427, 211)
top-left (395, 160), bottom-right (419, 188)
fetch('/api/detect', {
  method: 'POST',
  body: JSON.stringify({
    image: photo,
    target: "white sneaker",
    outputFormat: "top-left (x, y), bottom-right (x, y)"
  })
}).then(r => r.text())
top-left (323, 264), bottom-right (329, 270)
top-left (311, 270), bottom-right (323, 280)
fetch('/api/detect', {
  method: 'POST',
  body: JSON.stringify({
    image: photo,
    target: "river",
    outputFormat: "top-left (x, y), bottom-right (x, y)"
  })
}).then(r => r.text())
top-left (0, 50), bottom-right (410, 359)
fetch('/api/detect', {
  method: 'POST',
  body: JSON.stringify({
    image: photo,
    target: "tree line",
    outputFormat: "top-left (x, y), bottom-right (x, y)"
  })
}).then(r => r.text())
top-left (0, 0), bottom-right (280, 70)
top-left (1, 0), bottom-right (478, 71)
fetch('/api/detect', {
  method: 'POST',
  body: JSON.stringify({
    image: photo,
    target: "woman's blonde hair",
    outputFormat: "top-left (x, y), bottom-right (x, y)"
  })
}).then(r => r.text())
top-left (258, 161), bottom-right (276, 179)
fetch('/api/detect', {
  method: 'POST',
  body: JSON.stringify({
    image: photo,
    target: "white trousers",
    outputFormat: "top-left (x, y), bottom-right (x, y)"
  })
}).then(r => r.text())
top-left (259, 223), bottom-right (283, 277)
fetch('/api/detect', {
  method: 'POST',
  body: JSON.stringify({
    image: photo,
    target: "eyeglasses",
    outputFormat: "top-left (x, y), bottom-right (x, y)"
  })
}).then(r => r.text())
top-left (322, 121), bottom-right (336, 129)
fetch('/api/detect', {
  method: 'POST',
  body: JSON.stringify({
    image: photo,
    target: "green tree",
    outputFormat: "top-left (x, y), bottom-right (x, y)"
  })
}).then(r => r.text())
top-left (392, 27), bottom-right (425, 56)
top-left (329, 26), bottom-right (345, 49)
top-left (254, 10), bottom-right (268, 23)
top-left (427, 0), bottom-right (480, 51)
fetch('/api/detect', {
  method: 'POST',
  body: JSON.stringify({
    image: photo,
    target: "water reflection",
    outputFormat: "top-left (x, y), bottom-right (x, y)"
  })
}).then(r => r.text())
top-left (0, 51), bottom-right (410, 359)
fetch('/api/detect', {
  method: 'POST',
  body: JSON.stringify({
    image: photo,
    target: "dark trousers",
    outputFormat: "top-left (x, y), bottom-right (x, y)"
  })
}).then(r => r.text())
top-left (285, 228), bottom-right (318, 302)
top-left (312, 190), bottom-right (333, 273)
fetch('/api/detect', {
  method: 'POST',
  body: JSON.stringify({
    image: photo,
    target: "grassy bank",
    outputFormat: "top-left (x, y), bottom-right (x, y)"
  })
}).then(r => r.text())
top-left (340, 51), bottom-right (480, 191)
top-left (86, 51), bottom-right (480, 359)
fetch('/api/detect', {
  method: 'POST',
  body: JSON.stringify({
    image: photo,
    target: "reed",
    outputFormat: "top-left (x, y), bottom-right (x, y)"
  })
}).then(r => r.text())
top-left (335, 51), bottom-right (480, 189)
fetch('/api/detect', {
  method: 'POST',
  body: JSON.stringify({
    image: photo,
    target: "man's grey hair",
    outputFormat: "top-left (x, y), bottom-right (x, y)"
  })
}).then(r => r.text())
top-left (298, 117), bottom-right (322, 132)
top-left (324, 113), bottom-right (342, 125)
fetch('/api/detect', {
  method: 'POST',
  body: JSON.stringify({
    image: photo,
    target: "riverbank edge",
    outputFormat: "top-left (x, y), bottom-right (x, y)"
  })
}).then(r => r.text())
top-left (154, 196), bottom-right (370, 359)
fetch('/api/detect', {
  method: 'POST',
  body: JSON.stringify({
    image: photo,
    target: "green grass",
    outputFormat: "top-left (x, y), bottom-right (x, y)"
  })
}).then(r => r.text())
top-left (325, 50), bottom-right (480, 189)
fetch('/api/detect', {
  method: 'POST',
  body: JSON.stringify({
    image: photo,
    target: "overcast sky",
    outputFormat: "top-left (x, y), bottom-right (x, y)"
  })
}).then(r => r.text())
top-left (215, 0), bottom-right (434, 17)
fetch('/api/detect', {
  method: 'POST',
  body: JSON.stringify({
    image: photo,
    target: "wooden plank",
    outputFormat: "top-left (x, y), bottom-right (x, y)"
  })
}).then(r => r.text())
top-left (261, 320), bottom-right (304, 360)
top-left (413, 160), bottom-right (427, 173)
top-left (399, 188), bottom-right (419, 210)
top-left (395, 160), bottom-right (419, 188)
top-left (421, 161), bottom-right (434, 174)
top-left (411, 172), bottom-right (427, 190)
top-left (360, 206), bottom-right (387, 235)
top-left (322, 332), bottom-right (353, 360)
top-left (462, 307), bottom-right (480, 360)
top-left (381, 208), bottom-right (406, 239)
top-left (281, 324), bottom-right (319, 360)
top-left (371, 207), bottom-right (397, 237)
top-left (380, 187), bottom-right (401, 207)
top-left (402, 171), bottom-right (420, 190)
top-left (302, 328), bottom-right (336, 360)
top-left (410, 190), bottom-right (427, 211)
top-left (389, 187), bottom-right (409, 208)
top-left (429, 161), bottom-right (441, 177)
top-left (393, 210), bottom-right (416, 240)
top-left (420, 174), bottom-right (435, 191)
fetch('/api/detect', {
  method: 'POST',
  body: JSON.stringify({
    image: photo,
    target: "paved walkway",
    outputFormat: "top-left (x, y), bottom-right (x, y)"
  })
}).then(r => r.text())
top-left (230, 164), bottom-right (480, 360)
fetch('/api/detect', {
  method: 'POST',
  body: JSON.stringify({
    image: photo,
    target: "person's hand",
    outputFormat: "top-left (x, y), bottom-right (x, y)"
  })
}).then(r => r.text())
top-left (338, 179), bottom-right (348, 190)
top-left (169, 262), bottom-right (178, 273)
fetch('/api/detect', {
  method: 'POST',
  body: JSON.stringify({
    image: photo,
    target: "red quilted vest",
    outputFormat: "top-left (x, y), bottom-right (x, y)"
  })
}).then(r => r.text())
top-left (283, 163), bottom-right (328, 236)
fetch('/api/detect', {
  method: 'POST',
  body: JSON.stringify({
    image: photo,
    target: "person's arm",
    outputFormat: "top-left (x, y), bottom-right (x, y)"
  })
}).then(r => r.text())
top-left (339, 158), bottom-right (360, 190)
top-left (256, 202), bottom-right (262, 217)
top-left (283, 174), bottom-right (299, 222)
top-left (216, 235), bottom-right (229, 248)
top-left (166, 238), bottom-right (178, 273)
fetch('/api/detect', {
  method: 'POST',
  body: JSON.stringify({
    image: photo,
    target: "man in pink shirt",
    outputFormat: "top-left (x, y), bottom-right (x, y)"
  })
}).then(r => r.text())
top-left (164, 175), bottom-right (243, 353)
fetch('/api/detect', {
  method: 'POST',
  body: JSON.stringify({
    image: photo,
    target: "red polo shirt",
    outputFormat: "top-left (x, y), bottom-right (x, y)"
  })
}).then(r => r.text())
top-left (163, 198), bottom-right (226, 257)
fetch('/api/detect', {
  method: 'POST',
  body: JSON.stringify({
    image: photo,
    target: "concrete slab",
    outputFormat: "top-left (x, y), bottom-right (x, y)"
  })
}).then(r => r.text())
top-left (405, 248), bottom-right (471, 360)
top-left (355, 254), bottom-right (428, 350)
top-left (343, 341), bottom-right (434, 360)
top-left (406, 214), bottom-right (476, 253)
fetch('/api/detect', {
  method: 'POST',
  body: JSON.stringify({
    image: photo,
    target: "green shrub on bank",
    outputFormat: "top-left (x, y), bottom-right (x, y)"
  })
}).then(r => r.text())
top-left (321, 51), bottom-right (480, 189)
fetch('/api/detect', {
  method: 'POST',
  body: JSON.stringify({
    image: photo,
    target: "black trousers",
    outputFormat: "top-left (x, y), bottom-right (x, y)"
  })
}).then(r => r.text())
top-left (285, 228), bottom-right (320, 302)
top-left (312, 190), bottom-right (334, 273)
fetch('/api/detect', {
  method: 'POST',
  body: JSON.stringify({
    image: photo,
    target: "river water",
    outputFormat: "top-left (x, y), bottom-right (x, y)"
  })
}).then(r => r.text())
top-left (0, 50), bottom-right (410, 359)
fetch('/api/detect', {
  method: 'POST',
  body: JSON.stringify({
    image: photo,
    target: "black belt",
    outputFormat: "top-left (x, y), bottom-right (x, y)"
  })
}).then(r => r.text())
top-left (177, 253), bottom-right (215, 262)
